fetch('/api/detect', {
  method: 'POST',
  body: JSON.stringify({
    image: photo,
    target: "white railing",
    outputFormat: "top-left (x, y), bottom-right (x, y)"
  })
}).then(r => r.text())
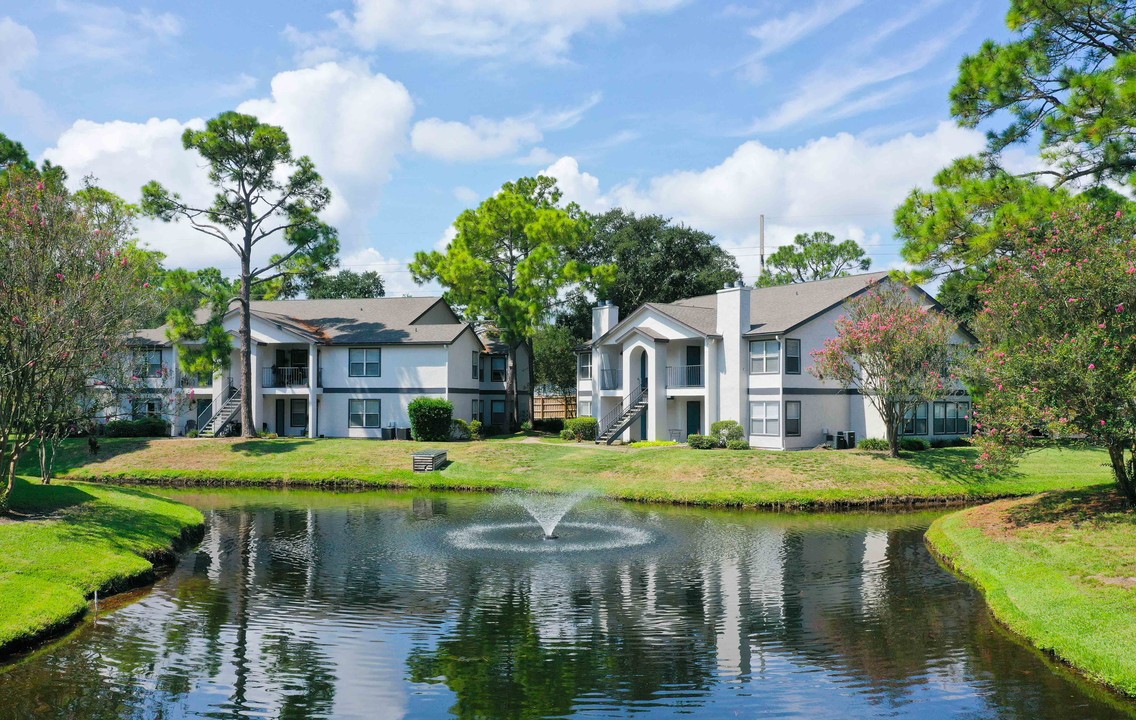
top-left (263, 367), bottom-right (309, 388)
top-left (666, 365), bottom-right (704, 388)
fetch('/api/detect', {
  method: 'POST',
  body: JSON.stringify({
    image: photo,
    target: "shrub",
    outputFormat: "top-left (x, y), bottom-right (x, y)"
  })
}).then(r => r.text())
top-left (687, 434), bottom-right (716, 449)
top-left (105, 416), bottom-right (169, 438)
top-left (451, 418), bottom-right (472, 441)
top-left (899, 437), bottom-right (931, 452)
top-left (408, 397), bottom-right (454, 442)
top-left (710, 419), bottom-right (745, 447)
top-left (520, 420), bottom-right (533, 433)
top-left (726, 439), bottom-right (750, 450)
top-left (857, 437), bottom-right (890, 451)
top-left (559, 428), bottom-right (576, 441)
top-left (468, 419), bottom-right (483, 441)
top-left (185, 429), bottom-right (199, 439)
top-left (565, 416), bottom-right (598, 441)
top-left (629, 440), bottom-right (678, 448)
top-left (532, 418), bottom-right (564, 433)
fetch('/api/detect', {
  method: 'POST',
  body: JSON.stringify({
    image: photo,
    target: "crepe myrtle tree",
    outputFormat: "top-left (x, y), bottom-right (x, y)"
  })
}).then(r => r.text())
top-left (142, 112), bottom-right (338, 437)
top-left (970, 208), bottom-right (1136, 502)
top-left (810, 283), bottom-right (961, 458)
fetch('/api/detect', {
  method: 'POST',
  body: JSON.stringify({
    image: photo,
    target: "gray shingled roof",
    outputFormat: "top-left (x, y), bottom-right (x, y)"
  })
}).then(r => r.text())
top-left (129, 296), bottom-right (474, 346)
top-left (595, 271), bottom-right (892, 343)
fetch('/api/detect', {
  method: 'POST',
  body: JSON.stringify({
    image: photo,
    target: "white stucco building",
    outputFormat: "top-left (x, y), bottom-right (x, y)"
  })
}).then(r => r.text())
top-left (118, 297), bottom-right (531, 438)
top-left (576, 272), bottom-right (974, 448)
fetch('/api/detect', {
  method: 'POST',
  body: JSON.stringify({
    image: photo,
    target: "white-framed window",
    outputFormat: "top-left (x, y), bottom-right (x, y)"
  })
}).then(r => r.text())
top-left (490, 356), bottom-right (507, 383)
top-left (749, 340), bottom-right (781, 374)
top-left (902, 402), bottom-right (929, 435)
top-left (132, 398), bottom-right (160, 418)
top-left (472, 351), bottom-right (479, 379)
top-left (348, 399), bottom-right (381, 428)
top-left (785, 400), bottom-right (801, 436)
top-left (785, 339), bottom-right (801, 375)
top-left (349, 348), bottom-right (381, 377)
top-left (933, 401), bottom-right (970, 435)
top-left (578, 352), bottom-right (592, 380)
top-left (290, 398), bottom-right (308, 428)
top-left (579, 399), bottom-right (592, 416)
top-left (135, 350), bottom-right (162, 377)
top-left (749, 401), bottom-right (780, 436)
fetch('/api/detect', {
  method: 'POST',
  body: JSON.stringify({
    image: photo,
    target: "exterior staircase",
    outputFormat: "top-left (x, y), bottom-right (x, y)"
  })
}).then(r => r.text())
top-left (199, 386), bottom-right (242, 437)
top-left (596, 382), bottom-right (648, 445)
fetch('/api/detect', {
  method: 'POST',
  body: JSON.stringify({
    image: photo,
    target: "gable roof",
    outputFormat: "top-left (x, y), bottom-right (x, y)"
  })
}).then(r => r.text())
top-left (591, 272), bottom-right (893, 345)
top-left (129, 296), bottom-right (474, 347)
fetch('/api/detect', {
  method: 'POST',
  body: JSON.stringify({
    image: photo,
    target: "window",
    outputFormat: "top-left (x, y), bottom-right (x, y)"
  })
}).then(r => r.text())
top-left (135, 350), bottom-right (162, 377)
top-left (785, 401), bottom-right (801, 436)
top-left (749, 340), bottom-right (781, 374)
top-left (349, 348), bottom-right (380, 377)
top-left (290, 398), bottom-right (308, 428)
top-left (348, 399), bottom-right (381, 428)
top-left (472, 399), bottom-right (480, 421)
top-left (132, 398), bottom-right (160, 419)
top-left (749, 401), bottom-right (780, 436)
top-left (578, 352), bottom-right (592, 380)
top-left (490, 356), bottom-right (507, 383)
top-left (490, 400), bottom-right (506, 429)
top-left (276, 348), bottom-right (307, 368)
top-left (933, 401), bottom-right (971, 435)
top-left (902, 402), bottom-right (929, 435)
top-left (579, 400), bottom-right (592, 416)
top-left (785, 339), bottom-right (801, 375)
top-left (472, 351), bottom-right (480, 380)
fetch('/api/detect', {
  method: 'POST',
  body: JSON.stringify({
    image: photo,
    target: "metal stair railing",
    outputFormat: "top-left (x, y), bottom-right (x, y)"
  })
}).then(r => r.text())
top-left (597, 380), bottom-right (648, 441)
top-left (200, 385), bottom-right (241, 436)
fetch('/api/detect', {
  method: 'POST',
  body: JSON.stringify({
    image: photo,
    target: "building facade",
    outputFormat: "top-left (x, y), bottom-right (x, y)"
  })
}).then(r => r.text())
top-left (576, 273), bottom-right (973, 449)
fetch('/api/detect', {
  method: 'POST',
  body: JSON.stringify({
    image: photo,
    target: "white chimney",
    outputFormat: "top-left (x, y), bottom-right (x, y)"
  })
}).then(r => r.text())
top-left (716, 281), bottom-right (751, 336)
top-left (592, 301), bottom-right (619, 342)
top-left (716, 281), bottom-right (752, 424)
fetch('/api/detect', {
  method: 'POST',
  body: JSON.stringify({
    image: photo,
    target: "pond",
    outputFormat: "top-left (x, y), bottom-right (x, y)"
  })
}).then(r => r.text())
top-left (2, 489), bottom-right (1133, 719)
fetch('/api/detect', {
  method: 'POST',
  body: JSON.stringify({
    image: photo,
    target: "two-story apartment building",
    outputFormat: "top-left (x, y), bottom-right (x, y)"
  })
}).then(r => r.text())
top-left (117, 297), bottom-right (531, 438)
top-left (576, 272), bottom-right (973, 448)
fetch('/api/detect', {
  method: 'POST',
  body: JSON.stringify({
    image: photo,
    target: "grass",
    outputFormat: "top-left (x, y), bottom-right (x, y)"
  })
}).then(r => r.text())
top-left (46, 437), bottom-right (1112, 508)
top-left (0, 475), bottom-right (204, 656)
top-left (927, 485), bottom-right (1136, 696)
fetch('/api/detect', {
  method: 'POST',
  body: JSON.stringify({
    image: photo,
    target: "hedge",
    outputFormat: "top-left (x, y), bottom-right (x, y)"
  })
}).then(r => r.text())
top-left (564, 416), bottom-right (598, 441)
top-left (687, 434), bottom-right (716, 449)
top-left (408, 398), bottom-right (454, 442)
top-left (105, 417), bottom-right (169, 438)
top-left (710, 420), bottom-right (744, 447)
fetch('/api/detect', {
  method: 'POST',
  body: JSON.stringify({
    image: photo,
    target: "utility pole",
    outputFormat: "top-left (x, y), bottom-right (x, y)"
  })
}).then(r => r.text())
top-left (758, 214), bottom-right (765, 277)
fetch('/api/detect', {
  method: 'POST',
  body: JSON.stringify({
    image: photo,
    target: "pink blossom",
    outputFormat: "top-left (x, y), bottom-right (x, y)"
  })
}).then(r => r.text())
top-left (1089, 363), bottom-right (1096, 369)
top-left (1101, 420), bottom-right (1107, 426)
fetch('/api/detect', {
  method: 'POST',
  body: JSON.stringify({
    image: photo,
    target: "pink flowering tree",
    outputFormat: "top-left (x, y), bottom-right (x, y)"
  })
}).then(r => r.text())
top-left (811, 283), bottom-right (960, 457)
top-left (971, 208), bottom-right (1136, 502)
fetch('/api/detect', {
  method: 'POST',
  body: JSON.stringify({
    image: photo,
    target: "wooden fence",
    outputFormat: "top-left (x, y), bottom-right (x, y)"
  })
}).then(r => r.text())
top-left (533, 395), bottom-right (576, 420)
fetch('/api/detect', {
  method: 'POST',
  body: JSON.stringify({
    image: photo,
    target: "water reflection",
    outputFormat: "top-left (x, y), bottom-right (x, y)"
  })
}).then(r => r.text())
top-left (1, 492), bottom-right (1132, 720)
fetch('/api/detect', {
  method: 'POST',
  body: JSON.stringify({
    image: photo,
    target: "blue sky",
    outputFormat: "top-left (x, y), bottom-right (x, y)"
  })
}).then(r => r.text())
top-left (0, 0), bottom-right (1013, 294)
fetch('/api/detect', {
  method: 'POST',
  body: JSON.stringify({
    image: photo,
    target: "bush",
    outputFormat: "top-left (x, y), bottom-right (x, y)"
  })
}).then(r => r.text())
top-left (899, 437), bottom-right (931, 452)
top-left (520, 420), bottom-right (533, 433)
top-left (857, 437), bottom-right (890, 451)
top-left (559, 428), bottom-right (576, 441)
top-left (185, 429), bottom-right (199, 439)
top-left (565, 416), bottom-right (598, 441)
top-left (628, 440), bottom-right (678, 448)
top-left (468, 419), bottom-right (483, 441)
top-left (451, 418), bottom-right (472, 441)
top-left (710, 419), bottom-right (745, 447)
top-left (726, 439), bottom-right (750, 450)
top-left (408, 397), bottom-right (454, 442)
top-left (687, 434), bottom-right (716, 449)
top-left (532, 418), bottom-right (564, 433)
top-left (105, 416), bottom-right (169, 438)
top-left (257, 431), bottom-right (279, 439)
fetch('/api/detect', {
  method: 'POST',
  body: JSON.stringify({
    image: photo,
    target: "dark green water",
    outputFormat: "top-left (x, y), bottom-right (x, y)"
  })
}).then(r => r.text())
top-left (2, 489), bottom-right (1133, 719)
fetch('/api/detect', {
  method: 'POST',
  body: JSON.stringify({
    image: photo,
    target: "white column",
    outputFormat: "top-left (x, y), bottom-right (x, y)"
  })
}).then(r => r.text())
top-left (307, 344), bottom-right (318, 438)
top-left (250, 345), bottom-right (262, 432)
top-left (704, 337), bottom-right (718, 433)
top-left (649, 341), bottom-right (667, 441)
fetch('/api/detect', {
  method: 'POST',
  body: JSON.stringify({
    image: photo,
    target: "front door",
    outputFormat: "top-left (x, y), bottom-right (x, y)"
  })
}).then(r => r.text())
top-left (638, 352), bottom-right (648, 438)
top-left (275, 399), bottom-right (286, 436)
top-left (687, 400), bottom-right (701, 437)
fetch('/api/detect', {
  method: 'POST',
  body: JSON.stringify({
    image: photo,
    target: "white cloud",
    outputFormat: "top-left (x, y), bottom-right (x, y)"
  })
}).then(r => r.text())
top-left (50, 1), bottom-right (182, 64)
top-left (739, 0), bottom-right (862, 81)
top-left (453, 186), bottom-right (480, 204)
top-left (328, 0), bottom-right (687, 62)
top-left (516, 146), bottom-right (558, 166)
top-left (42, 61), bottom-right (415, 271)
top-left (0, 17), bottom-right (50, 132)
top-left (338, 247), bottom-right (439, 296)
top-left (542, 122), bottom-right (988, 279)
top-left (412, 94), bottom-right (600, 162)
top-left (216, 73), bottom-right (257, 98)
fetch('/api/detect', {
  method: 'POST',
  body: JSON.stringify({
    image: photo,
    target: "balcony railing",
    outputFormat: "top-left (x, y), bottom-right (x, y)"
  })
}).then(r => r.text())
top-left (179, 372), bottom-right (212, 388)
top-left (666, 364), bottom-right (704, 388)
top-left (263, 366), bottom-right (310, 388)
top-left (599, 368), bottom-right (622, 390)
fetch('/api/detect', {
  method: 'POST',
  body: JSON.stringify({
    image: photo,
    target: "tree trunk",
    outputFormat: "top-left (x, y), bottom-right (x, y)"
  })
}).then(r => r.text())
top-left (0, 449), bottom-right (19, 513)
top-left (239, 253), bottom-right (255, 438)
top-left (1107, 442), bottom-right (1136, 504)
top-left (885, 415), bottom-right (900, 458)
top-left (506, 344), bottom-right (518, 433)
top-left (523, 338), bottom-right (536, 426)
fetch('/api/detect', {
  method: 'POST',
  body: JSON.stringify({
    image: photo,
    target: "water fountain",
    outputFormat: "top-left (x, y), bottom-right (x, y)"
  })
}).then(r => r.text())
top-left (509, 491), bottom-right (590, 540)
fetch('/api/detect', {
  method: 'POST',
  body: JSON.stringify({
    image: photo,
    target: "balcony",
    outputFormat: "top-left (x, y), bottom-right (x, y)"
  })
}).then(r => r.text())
top-left (179, 372), bottom-right (212, 388)
top-left (666, 364), bottom-right (704, 388)
top-left (263, 366), bottom-right (310, 388)
top-left (599, 368), bottom-right (622, 390)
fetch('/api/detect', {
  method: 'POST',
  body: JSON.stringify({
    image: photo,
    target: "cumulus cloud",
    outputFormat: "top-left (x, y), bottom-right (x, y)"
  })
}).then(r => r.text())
top-left (542, 122), bottom-right (987, 278)
top-left (327, 0), bottom-right (687, 62)
top-left (0, 17), bottom-right (50, 132)
top-left (43, 61), bottom-right (415, 271)
top-left (338, 247), bottom-right (440, 296)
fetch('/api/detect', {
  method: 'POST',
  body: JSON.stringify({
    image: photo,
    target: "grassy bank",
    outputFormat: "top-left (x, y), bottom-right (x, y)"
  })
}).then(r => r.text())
top-left (0, 476), bottom-right (203, 657)
top-left (49, 436), bottom-right (1110, 508)
top-left (927, 486), bottom-right (1136, 696)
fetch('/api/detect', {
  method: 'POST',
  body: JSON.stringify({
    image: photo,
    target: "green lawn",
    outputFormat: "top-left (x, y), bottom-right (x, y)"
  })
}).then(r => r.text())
top-left (46, 436), bottom-right (1112, 508)
top-left (927, 486), bottom-right (1136, 696)
top-left (0, 476), bottom-right (203, 656)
